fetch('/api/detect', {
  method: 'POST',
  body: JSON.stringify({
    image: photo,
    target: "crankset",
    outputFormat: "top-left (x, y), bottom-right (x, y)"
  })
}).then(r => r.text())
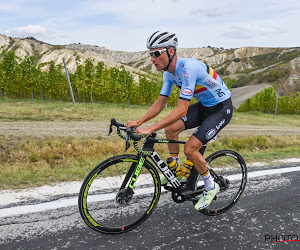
top-left (171, 190), bottom-right (186, 203)
top-left (171, 185), bottom-right (195, 203)
top-left (215, 176), bottom-right (230, 191)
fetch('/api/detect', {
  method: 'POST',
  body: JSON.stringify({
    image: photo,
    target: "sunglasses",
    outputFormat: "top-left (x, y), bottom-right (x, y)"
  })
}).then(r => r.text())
top-left (149, 48), bottom-right (167, 58)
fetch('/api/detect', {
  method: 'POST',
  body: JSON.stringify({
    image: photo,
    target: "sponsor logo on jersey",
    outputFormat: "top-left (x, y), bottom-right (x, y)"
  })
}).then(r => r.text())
top-left (182, 68), bottom-right (189, 85)
top-left (206, 78), bottom-right (217, 88)
top-left (181, 88), bottom-right (192, 96)
top-left (182, 68), bottom-right (189, 83)
top-left (197, 93), bottom-right (206, 98)
top-left (171, 74), bottom-right (175, 79)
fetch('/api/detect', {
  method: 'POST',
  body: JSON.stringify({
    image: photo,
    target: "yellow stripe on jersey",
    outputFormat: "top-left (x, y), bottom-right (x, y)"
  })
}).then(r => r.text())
top-left (194, 85), bottom-right (207, 94)
top-left (206, 65), bottom-right (218, 80)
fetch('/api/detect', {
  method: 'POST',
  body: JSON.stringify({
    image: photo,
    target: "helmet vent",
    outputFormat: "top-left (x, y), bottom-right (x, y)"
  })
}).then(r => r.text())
top-left (149, 32), bottom-right (168, 47)
top-left (159, 34), bottom-right (175, 44)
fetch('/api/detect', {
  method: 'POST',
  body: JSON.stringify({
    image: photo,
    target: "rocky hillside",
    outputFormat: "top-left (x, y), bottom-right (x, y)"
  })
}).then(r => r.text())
top-left (0, 34), bottom-right (147, 81)
top-left (1, 34), bottom-right (300, 95)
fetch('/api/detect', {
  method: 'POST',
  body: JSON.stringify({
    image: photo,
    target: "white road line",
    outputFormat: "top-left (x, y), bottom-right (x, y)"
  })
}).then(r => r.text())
top-left (0, 166), bottom-right (299, 218)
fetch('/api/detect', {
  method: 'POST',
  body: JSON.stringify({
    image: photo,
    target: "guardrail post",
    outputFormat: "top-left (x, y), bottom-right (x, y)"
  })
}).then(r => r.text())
top-left (63, 58), bottom-right (76, 105)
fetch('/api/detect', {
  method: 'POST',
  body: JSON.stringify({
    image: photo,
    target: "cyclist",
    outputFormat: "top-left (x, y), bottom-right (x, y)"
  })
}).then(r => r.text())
top-left (126, 31), bottom-right (233, 210)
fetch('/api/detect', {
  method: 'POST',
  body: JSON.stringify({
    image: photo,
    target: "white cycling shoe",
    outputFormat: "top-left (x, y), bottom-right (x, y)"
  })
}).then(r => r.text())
top-left (194, 182), bottom-right (220, 210)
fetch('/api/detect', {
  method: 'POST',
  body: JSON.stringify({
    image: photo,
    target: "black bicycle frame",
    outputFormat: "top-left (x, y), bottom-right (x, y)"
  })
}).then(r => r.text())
top-left (124, 136), bottom-right (208, 190)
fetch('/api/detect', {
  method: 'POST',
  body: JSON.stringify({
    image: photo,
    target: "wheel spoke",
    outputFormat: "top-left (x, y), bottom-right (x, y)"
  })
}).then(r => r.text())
top-left (78, 155), bottom-right (161, 233)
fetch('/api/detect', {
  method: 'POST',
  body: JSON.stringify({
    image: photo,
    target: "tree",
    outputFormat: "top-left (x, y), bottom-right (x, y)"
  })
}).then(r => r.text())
top-left (0, 51), bottom-right (18, 97)
top-left (119, 65), bottom-right (134, 105)
top-left (73, 54), bottom-right (84, 102)
top-left (83, 58), bottom-right (95, 103)
top-left (18, 55), bottom-right (39, 99)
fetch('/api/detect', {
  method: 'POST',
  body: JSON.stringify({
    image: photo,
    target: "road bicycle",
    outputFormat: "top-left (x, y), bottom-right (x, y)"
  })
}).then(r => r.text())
top-left (78, 118), bottom-right (247, 234)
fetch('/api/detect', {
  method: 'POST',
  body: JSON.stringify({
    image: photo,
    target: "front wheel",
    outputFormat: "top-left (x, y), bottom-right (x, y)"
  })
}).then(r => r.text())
top-left (78, 154), bottom-right (161, 234)
top-left (192, 150), bottom-right (247, 216)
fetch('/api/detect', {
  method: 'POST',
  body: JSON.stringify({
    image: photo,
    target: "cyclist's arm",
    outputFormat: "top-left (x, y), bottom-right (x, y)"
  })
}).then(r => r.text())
top-left (136, 99), bottom-right (189, 135)
top-left (146, 61), bottom-right (195, 133)
top-left (126, 95), bottom-right (168, 127)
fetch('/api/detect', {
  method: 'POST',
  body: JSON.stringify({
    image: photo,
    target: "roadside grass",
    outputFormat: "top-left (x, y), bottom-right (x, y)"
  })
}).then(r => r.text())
top-left (0, 98), bottom-right (167, 122)
top-left (0, 134), bottom-right (299, 189)
top-left (1, 98), bottom-right (300, 127)
top-left (1, 98), bottom-right (300, 189)
top-left (229, 111), bottom-right (300, 127)
top-left (207, 135), bottom-right (300, 164)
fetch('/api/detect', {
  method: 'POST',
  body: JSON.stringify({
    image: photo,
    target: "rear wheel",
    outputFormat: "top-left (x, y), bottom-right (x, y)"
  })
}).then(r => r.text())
top-left (192, 150), bottom-right (247, 216)
top-left (78, 154), bottom-right (161, 234)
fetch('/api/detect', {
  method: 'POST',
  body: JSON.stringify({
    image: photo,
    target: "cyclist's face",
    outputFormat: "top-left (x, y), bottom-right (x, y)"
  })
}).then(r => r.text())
top-left (150, 47), bottom-right (169, 71)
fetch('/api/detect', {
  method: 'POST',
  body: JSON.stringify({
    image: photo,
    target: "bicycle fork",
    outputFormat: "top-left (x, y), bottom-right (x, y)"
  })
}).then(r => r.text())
top-left (116, 155), bottom-right (146, 204)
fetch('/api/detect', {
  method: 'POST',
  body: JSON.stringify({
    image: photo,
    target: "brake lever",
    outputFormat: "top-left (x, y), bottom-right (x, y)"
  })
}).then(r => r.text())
top-left (124, 135), bottom-right (131, 152)
top-left (108, 124), bottom-right (113, 136)
top-left (109, 118), bottom-right (125, 136)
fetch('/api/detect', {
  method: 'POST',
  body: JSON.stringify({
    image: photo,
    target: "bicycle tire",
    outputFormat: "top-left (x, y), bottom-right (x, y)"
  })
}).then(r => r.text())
top-left (191, 150), bottom-right (247, 216)
top-left (78, 154), bottom-right (161, 234)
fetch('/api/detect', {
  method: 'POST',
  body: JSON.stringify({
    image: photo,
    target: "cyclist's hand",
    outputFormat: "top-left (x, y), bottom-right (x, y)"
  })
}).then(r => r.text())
top-left (136, 126), bottom-right (152, 136)
top-left (126, 121), bottom-right (139, 128)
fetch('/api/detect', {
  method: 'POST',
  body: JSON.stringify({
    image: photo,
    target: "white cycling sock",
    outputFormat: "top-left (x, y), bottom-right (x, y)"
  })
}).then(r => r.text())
top-left (201, 170), bottom-right (215, 190)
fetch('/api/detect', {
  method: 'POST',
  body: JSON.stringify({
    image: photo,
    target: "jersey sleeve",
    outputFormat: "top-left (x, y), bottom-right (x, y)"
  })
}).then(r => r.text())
top-left (178, 62), bottom-right (197, 101)
top-left (160, 72), bottom-right (173, 97)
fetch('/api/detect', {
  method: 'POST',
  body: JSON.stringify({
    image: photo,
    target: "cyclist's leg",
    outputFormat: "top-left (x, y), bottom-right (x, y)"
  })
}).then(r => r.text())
top-left (160, 120), bottom-right (185, 185)
top-left (184, 136), bottom-right (207, 174)
top-left (165, 119), bottom-right (185, 157)
top-left (165, 102), bottom-right (204, 159)
top-left (185, 98), bottom-right (233, 177)
top-left (184, 136), bottom-right (219, 210)
top-left (184, 98), bottom-right (233, 209)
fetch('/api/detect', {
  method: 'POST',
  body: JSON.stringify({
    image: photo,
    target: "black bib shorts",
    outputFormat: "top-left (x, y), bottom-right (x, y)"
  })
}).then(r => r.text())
top-left (181, 97), bottom-right (233, 144)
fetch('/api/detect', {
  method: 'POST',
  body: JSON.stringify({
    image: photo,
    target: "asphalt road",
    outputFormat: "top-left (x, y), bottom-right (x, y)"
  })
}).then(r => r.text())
top-left (0, 163), bottom-right (299, 250)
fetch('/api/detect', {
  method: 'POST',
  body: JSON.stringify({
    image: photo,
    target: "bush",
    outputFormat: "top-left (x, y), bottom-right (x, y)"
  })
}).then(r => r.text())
top-left (257, 68), bottom-right (289, 83)
top-left (237, 87), bottom-right (300, 114)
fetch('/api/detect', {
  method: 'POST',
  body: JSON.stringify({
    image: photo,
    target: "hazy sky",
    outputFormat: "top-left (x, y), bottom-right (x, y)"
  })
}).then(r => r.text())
top-left (1, 0), bottom-right (299, 51)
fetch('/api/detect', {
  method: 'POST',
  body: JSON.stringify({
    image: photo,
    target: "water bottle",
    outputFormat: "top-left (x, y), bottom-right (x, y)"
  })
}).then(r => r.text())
top-left (166, 157), bottom-right (182, 176)
top-left (181, 159), bottom-right (193, 178)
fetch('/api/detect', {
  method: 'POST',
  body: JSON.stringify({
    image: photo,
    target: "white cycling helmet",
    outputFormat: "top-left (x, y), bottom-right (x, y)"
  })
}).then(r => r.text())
top-left (146, 31), bottom-right (178, 49)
